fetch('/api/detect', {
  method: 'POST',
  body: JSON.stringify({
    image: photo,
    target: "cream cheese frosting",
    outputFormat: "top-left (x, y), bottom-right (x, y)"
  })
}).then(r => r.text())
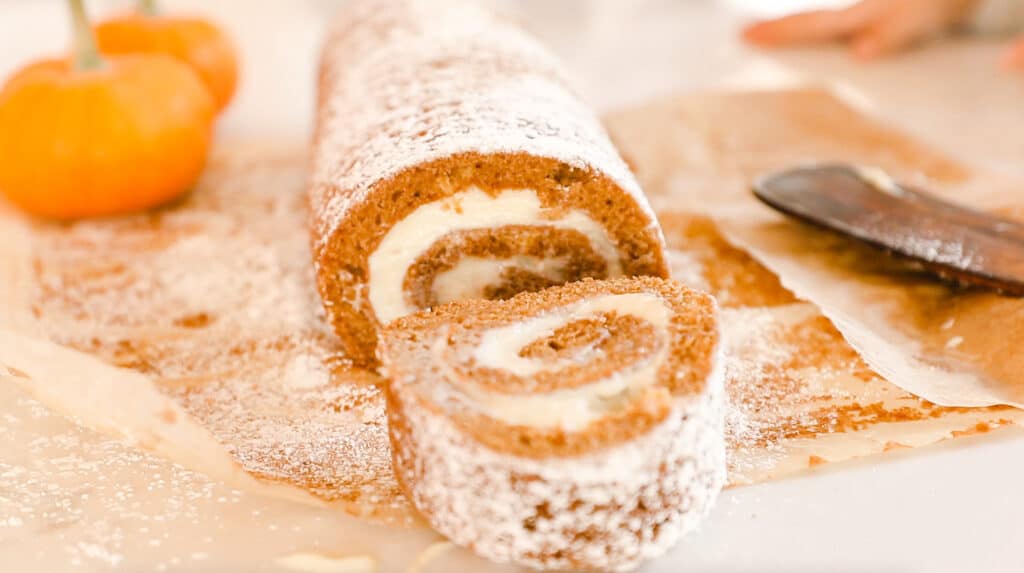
top-left (853, 165), bottom-right (903, 196)
top-left (430, 255), bottom-right (569, 306)
top-left (448, 292), bottom-right (673, 430)
top-left (367, 187), bottom-right (623, 323)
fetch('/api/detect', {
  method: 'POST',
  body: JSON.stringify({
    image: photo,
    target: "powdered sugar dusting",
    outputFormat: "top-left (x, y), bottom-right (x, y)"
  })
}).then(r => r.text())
top-left (721, 304), bottom-right (836, 451)
top-left (24, 140), bottom-right (1015, 534)
top-left (383, 280), bottom-right (726, 571)
top-left (394, 376), bottom-right (724, 571)
top-left (28, 150), bottom-right (413, 523)
top-left (667, 248), bottom-right (709, 292)
top-left (0, 377), bottom-right (456, 571)
top-left (0, 382), bottom-right (219, 570)
top-left (282, 354), bottom-right (332, 390)
top-left (657, 213), bottom-right (1022, 485)
top-left (309, 0), bottom-right (654, 251)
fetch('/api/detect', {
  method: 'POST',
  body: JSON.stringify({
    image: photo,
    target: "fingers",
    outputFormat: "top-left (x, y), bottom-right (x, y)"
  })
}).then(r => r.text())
top-left (743, 10), bottom-right (861, 46)
top-left (742, 1), bottom-right (882, 47)
top-left (1000, 36), bottom-right (1024, 70)
top-left (850, 12), bottom-right (930, 60)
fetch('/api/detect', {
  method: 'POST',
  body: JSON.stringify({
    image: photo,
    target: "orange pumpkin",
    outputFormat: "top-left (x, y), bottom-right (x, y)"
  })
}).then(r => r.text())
top-left (0, 0), bottom-right (215, 220)
top-left (96, 1), bottom-right (239, 112)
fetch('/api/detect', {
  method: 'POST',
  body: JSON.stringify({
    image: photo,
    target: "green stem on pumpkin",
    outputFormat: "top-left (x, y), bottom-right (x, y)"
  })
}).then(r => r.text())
top-left (138, 0), bottom-right (159, 17)
top-left (67, 0), bottom-right (103, 70)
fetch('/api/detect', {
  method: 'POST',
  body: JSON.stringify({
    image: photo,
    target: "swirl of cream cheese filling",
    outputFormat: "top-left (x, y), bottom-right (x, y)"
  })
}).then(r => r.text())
top-left (367, 187), bottom-right (623, 324)
top-left (436, 292), bottom-right (673, 431)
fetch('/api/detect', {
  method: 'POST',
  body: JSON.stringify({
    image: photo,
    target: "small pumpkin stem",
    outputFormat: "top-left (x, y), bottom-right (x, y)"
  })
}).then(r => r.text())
top-left (138, 0), bottom-right (159, 17)
top-left (67, 0), bottom-right (103, 70)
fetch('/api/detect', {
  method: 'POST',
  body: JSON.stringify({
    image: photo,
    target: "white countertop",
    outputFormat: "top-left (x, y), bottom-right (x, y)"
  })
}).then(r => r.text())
top-left (2, 1), bottom-right (1023, 571)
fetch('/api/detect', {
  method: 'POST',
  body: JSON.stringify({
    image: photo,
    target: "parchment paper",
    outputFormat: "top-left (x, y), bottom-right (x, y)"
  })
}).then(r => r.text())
top-left (607, 88), bottom-right (1024, 410)
top-left (0, 150), bottom-right (459, 571)
top-left (655, 211), bottom-right (1023, 485)
top-left (1, 99), bottom-right (1022, 569)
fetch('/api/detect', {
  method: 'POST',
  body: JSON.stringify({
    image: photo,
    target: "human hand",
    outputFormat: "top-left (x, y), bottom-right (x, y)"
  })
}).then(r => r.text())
top-left (1001, 35), bottom-right (1024, 69)
top-left (742, 0), bottom-right (980, 60)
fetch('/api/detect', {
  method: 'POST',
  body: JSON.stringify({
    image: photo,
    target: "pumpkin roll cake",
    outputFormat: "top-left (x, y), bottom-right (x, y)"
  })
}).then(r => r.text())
top-left (379, 277), bottom-right (726, 571)
top-left (309, 0), bottom-right (669, 365)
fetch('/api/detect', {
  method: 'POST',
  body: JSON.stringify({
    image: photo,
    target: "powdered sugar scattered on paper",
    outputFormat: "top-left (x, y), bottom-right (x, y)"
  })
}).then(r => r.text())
top-left (21, 136), bottom-right (1023, 528)
top-left (0, 377), bottom-right (447, 571)
top-left (604, 88), bottom-right (1024, 411)
top-left (27, 149), bottom-right (412, 523)
top-left (656, 210), bottom-right (1024, 485)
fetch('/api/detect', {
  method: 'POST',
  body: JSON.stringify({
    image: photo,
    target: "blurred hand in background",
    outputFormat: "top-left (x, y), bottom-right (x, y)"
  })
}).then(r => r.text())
top-left (742, 0), bottom-right (1024, 69)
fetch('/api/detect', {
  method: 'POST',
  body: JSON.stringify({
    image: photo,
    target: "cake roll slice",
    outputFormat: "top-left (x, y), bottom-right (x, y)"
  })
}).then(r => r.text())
top-left (310, 0), bottom-right (669, 365)
top-left (380, 277), bottom-right (725, 571)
